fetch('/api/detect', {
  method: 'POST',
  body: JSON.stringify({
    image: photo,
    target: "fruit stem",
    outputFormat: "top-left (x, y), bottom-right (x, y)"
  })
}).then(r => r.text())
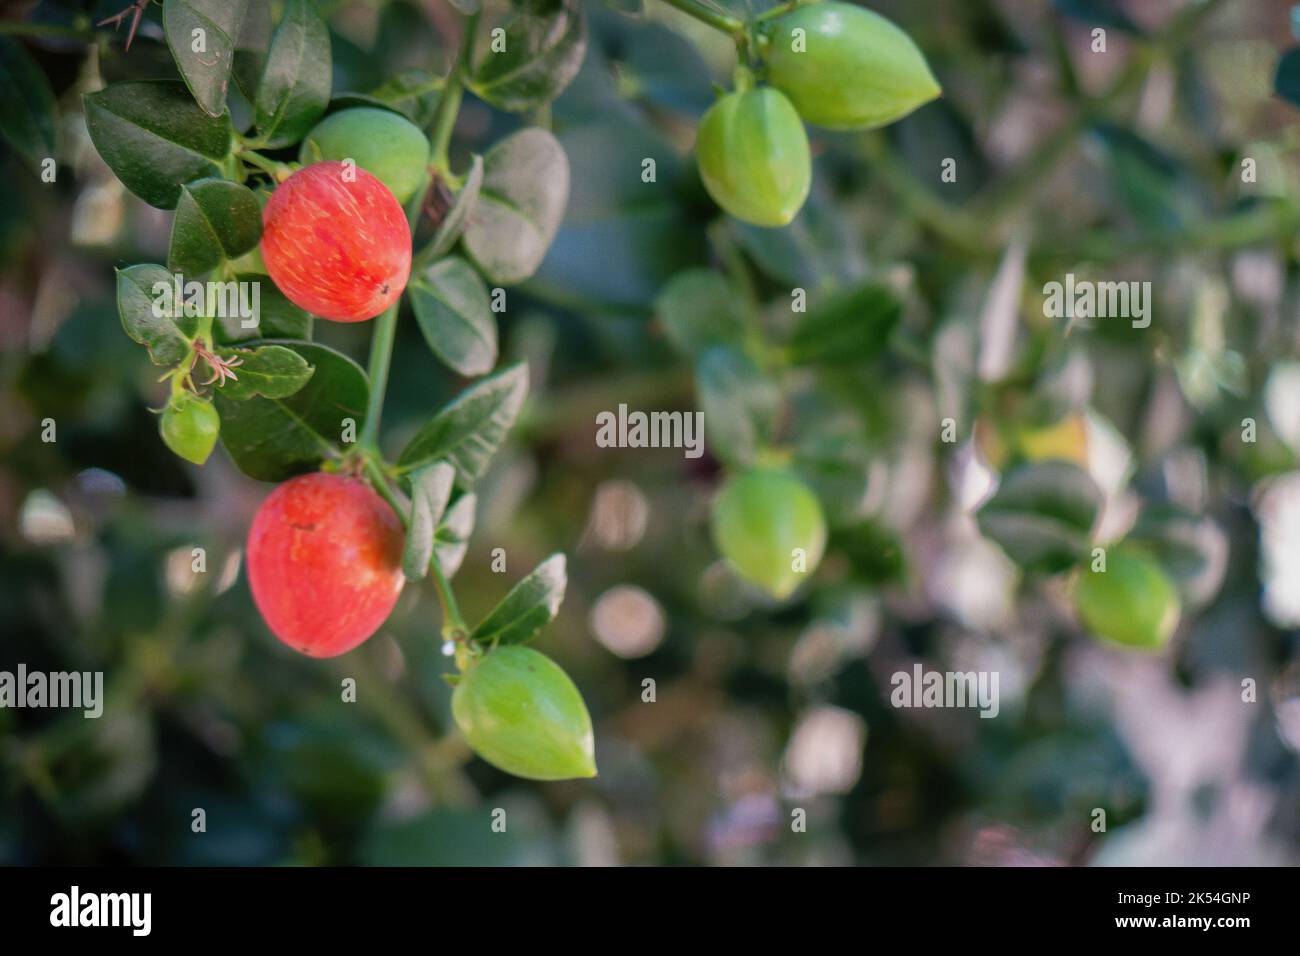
top-left (359, 301), bottom-right (400, 451)
top-left (430, 558), bottom-right (469, 643)
top-left (237, 147), bottom-right (291, 182)
top-left (658, 0), bottom-right (745, 38)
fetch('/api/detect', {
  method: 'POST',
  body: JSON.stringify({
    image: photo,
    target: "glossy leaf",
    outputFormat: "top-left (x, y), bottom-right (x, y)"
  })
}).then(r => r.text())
top-left (163, 0), bottom-right (250, 117)
top-left (115, 264), bottom-right (198, 365)
top-left (214, 344), bottom-right (314, 400)
top-left (84, 81), bottom-right (232, 209)
top-left (214, 275), bottom-right (313, 344)
top-left (167, 179), bottom-right (262, 277)
top-left (397, 362), bottom-right (529, 487)
top-left (253, 0), bottom-right (331, 148)
top-left (409, 256), bottom-right (497, 377)
top-left (215, 341), bottom-right (368, 482)
top-left (468, 0), bottom-right (587, 112)
top-left (469, 554), bottom-right (567, 646)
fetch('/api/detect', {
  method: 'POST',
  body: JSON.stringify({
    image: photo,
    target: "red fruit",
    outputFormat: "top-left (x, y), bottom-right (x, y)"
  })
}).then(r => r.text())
top-left (260, 161), bottom-right (412, 322)
top-left (246, 472), bottom-right (405, 657)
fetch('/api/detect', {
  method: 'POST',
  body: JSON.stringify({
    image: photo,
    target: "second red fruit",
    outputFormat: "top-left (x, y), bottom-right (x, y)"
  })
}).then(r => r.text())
top-left (260, 161), bottom-right (412, 322)
top-left (246, 472), bottom-right (405, 658)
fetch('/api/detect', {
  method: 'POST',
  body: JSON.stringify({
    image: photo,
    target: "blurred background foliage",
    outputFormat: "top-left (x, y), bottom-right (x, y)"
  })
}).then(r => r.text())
top-left (2, 0), bottom-right (1300, 865)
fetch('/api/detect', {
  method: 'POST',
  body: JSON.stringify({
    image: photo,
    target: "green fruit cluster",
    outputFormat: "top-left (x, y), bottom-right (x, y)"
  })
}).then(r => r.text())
top-left (696, 1), bottom-right (939, 227)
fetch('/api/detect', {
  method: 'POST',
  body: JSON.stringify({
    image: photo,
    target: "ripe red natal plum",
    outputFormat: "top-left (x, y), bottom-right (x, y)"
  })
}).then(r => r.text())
top-left (260, 161), bottom-right (412, 322)
top-left (247, 472), bottom-right (405, 657)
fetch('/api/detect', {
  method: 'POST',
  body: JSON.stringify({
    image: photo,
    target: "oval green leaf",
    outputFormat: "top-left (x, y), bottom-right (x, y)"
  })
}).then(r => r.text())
top-left (84, 80), bottom-right (232, 209)
top-left (462, 127), bottom-right (568, 285)
top-left (253, 0), bottom-right (331, 148)
top-left (215, 341), bottom-right (368, 482)
top-left (115, 264), bottom-right (198, 365)
top-left (163, 0), bottom-right (251, 117)
top-left (397, 362), bottom-right (529, 487)
top-left (168, 178), bottom-right (263, 277)
top-left (409, 256), bottom-right (497, 378)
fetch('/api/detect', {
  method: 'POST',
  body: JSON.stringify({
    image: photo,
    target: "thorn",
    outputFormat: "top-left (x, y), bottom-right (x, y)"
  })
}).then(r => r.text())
top-left (97, 0), bottom-right (151, 52)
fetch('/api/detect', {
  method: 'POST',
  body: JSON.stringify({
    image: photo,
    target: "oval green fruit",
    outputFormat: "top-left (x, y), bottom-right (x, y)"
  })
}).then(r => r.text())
top-left (765, 2), bottom-right (941, 130)
top-left (696, 87), bottom-right (811, 228)
top-left (452, 645), bottom-right (596, 781)
top-left (1075, 546), bottom-right (1181, 650)
top-left (299, 107), bottom-right (431, 204)
top-left (711, 468), bottom-right (827, 599)
top-left (160, 393), bottom-right (220, 465)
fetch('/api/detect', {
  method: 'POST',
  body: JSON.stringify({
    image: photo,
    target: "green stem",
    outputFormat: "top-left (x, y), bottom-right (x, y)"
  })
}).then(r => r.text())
top-left (430, 558), bottom-right (468, 639)
top-left (237, 147), bottom-right (290, 181)
top-left (658, 0), bottom-right (745, 37)
top-left (363, 457), bottom-right (407, 527)
top-left (429, 13), bottom-right (476, 173)
top-left (359, 301), bottom-right (400, 450)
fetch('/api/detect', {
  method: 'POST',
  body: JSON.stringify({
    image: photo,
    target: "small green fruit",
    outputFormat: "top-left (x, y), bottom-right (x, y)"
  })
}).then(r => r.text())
top-left (452, 646), bottom-right (596, 781)
top-left (711, 468), bottom-right (827, 599)
top-left (160, 393), bottom-right (220, 465)
top-left (1075, 547), bottom-right (1181, 649)
top-left (765, 2), bottom-right (941, 130)
top-left (696, 87), bottom-right (811, 228)
top-left (299, 107), bottom-right (431, 204)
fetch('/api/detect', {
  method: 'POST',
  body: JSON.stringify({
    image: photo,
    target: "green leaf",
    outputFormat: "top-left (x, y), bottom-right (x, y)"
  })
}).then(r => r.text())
top-left (695, 346), bottom-right (781, 468)
top-left (84, 81), bottom-right (232, 209)
top-left (397, 362), bottom-right (529, 487)
top-left (435, 493), bottom-right (477, 578)
top-left (253, 0), bottom-right (331, 149)
top-left (115, 264), bottom-right (198, 365)
top-left (976, 460), bottom-right (1102, 574)
top-left (425, 154), bottom-right (483, 261)
top-left (409, 256), bottom-right (497, 378)
top-left (655, 270), bottom-right (746, 357)
top-left (403, 461), bottom-right (456, 581)
top-left (787, 282), bottom-right (902, 366)
top-left (469, 554), bottom-right (566, 646)
top-left (214, 274), bottom-right (313, 344)
top-left (163, 0), bottom-right (250, 117)
top-left (0, 38), bottom-right (59, 176)
top-left (468, 0), bottom-right (586, 112)
top-left (233, 0), bottom-right (272, 101)
top-left (167, 179), bottom-right (262, 277)
top-left (215, 341), bottom-right (368, 482)
top-left (214, 344), bottom-right (314, 400)
top-left (462, 127), bottom-right (568, 285)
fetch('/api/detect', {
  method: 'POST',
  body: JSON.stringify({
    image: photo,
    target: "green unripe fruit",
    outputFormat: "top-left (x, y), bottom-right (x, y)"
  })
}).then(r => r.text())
top-left (160, 393), bottom-right (220, 465)
top-left (711, 468), bottom-right (827, 599)
top-left (765, 2), bottom-right (941, 130)
top-left (1075, 547), bottom-right (1181, 650)
top-left (695, 87), bottom-right (811, 228)
top-left (452, 646), bottom-right (596, 781)
top-left (299, 107), bottom-right (431, 204)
